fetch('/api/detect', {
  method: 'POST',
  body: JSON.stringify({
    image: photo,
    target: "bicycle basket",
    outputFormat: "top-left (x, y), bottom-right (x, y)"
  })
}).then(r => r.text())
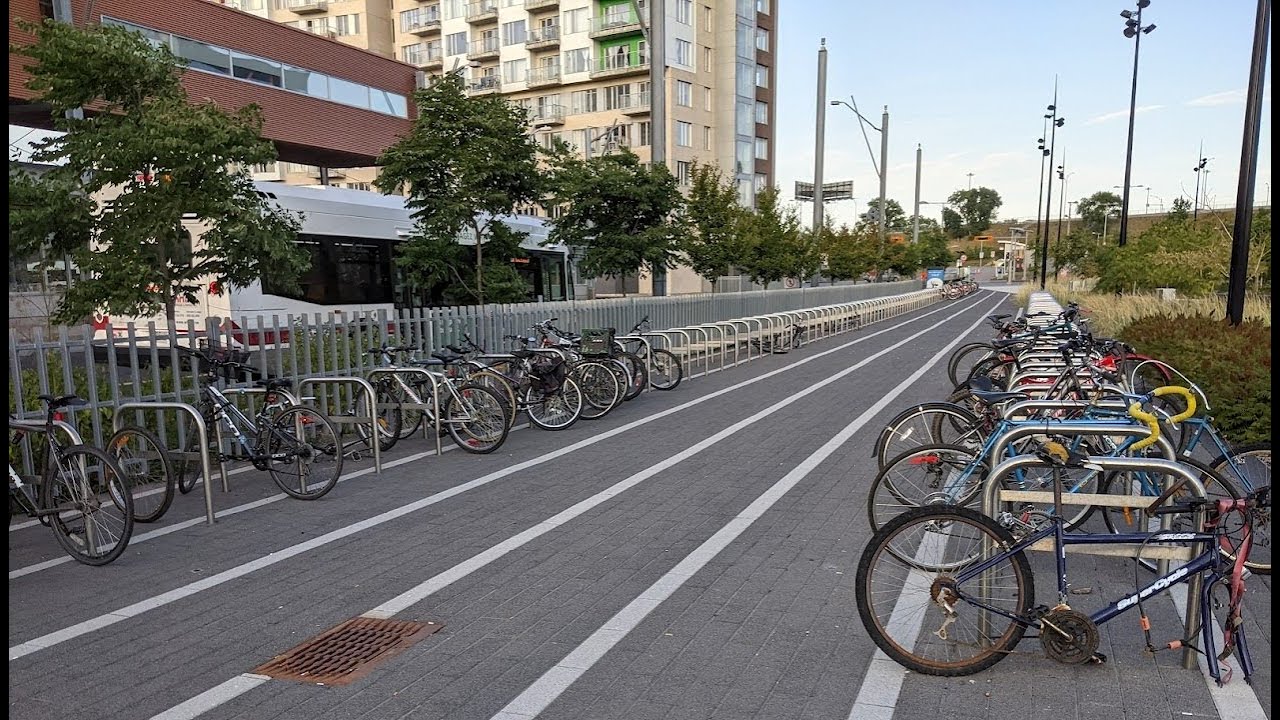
top-left (529, 356), bottom-right (569, 393)
top-left (579, 328), bottom-right (616, 357)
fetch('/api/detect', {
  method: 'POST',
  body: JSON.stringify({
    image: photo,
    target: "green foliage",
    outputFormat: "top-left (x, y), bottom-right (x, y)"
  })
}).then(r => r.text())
top-left (543, 144), bottom-right (685, 281)
top-left (820, 222), bottom-right (876, 281)
top-left (941, 207), bottom-right (964, 239)
top-left (1076, 191), bottom-right (1122, 239)
top-left (735, 186), bottom-right (820, 285)
top-left (1094, 218), bottom-right (1230, 294)
top-left (911, 225), bottom-right (954, 269)
top-left (376, 73), bottom-right (541, 305)
top-left (9, 20), bottom-right (306, 323)
top-left (858, 198), bottom-right (908, 231)
top-left (1168, 197), bottom-right (1191, 220)
top-left (682, 162), bottom-right (745, 284)
top-left (1051, 229), bottom-right (1098, 278)
top-left (1117, 315), bottom-right (1271, 445)
top-left (946, 187), bottom-right (1003, 237)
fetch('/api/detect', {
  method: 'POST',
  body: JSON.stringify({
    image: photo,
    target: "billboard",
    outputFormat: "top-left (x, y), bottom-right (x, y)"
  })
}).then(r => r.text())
top-left (794, 180), bottom-right (854, 202)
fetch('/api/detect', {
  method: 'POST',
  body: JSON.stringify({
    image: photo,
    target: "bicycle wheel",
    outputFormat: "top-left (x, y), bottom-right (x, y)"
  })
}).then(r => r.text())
top-left (392, 382), bottom-right (426, 441)
top-left (467, 369), bottom-right (519, 430)
top-left (175, 418), bottom-right (213, 495)
top-left (857, 505), bottom-right (1033, 676)
top-left (525, 376), bottom-right (583, 431)
top-left (946, 343), bottom-right (995, 389)
top-left (442, 384), bottom-right (510, 454)
top-left (573, 361), bottom-right (624, 420)
top-left (614, 351), bottom-right (648, 400)
top-left (107, 426), bottom-right (175, 523)
top-left (1098, 455), bottom-right (1241, 552)
top-left (261, 406), bottom-right (343, 500)
top-left (868, 444), bottom-right (984, 533)
top-left (874, 403), bottom-right (982, 469)
top-left (40, 445), bottom-right (134, 566)
top-left (646, 348), bottom-right (683, 391)
top-left (355, 385), bottom-right (401, 453)
top-left (1211, 442), bottom-right (1269, 575)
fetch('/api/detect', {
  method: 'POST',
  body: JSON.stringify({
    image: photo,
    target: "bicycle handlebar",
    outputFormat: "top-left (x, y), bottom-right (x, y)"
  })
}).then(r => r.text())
top-left (1128, 386), bottom-right (1197, 451)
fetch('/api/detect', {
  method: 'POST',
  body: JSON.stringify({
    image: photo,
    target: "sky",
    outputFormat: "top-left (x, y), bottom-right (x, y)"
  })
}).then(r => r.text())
top-left (774, 0), bottom-right (1272, 229)
top-left (10, 0), bottom-right (1272, 231)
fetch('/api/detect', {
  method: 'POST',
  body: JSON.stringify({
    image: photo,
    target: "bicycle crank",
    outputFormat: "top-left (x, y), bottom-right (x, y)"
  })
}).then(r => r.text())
top-left (1040, 609), bottom-right (1104, 664)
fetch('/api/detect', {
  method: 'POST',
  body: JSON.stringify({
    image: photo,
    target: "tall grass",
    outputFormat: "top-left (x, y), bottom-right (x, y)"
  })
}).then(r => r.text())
top-left (1016, 281), bottom-right (1271, 337)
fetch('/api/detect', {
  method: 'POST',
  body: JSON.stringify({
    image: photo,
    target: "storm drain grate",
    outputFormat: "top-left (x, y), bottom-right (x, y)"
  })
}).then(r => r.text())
top-left (253, 616), bottom-right (442, 686)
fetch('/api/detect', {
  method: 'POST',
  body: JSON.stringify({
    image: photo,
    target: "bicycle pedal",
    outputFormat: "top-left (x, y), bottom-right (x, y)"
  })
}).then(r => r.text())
top-left (1088, 652), bottom-right (1107, 664)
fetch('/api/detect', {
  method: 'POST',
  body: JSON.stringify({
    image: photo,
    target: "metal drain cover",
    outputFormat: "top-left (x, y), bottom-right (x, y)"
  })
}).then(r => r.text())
top-left (253, 616), bottom-right (442, 686)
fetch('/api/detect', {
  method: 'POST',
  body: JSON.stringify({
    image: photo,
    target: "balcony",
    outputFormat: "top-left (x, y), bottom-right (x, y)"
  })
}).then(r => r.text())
top-left (617, 91), bottom-right (650, 115)
top-left (297, 21), bottom-right (337, 38)
top-left (525, 24), bottom-right (560, 50)
top-left (403, 46), bottom-right (444, 69)
top-left (469, 75), bottom-right (501, 95)
top-left (467, 37), bottom-right (500, 61)
top-left (285, 0), bottom-right (328, 14)
top-left (306, 167), bottom-right (347, 179)
top-left (526, 65), bottom-right (561, 88)
top-left (588, 9), bottom-right (646, 39)
top-left (589, 53), bottom-right (649, 79)
top-left (529, 104), bottom-right (566, 126)
top-left (404, 15), bottom-right (441, 35)
top-left (525, 0), bottom-right (559, 11)
top-left (465, 0), bottom-right (498, 23)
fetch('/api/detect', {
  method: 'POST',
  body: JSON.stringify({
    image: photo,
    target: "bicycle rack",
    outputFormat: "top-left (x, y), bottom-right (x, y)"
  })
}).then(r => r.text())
top-left (614, 334), bottom-right (653, 391)
top-left (366, 367), bottom-right (444, 457)
top-left (9, 418), bottom-right (84, 447)
top-left (111, 401), bottom-right (218, 526)
top-left (981, 433), bottom-right (1205, 670)
top-left (297, 376), bottom-right (383, 474)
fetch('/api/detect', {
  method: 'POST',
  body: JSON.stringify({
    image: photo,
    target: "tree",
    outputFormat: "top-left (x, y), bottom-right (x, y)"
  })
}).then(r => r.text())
top-left (858, 198), bottom-right (908, 231)
top-left (1076, 191), bottom-right (1123, 238)
top-left (1168, 196), bottom-right (1192, 221)
top-left (1050, 229), bottom-right (1095, 279)
top-left (911, 219), bottom-right (954, 269)
top-left (542, 144), bottom-right (685, 282)
top-left (820, 222), bottom-right (878, 281)
top-left (8, 20), bottom-right (306, 324)
top-left (682, 162), bottom-right (745, 288)
top-left (736, 186), bottom-right (820, 285)
top-left (376, 73), bottom-right (541, 306)
top-left (940, 207), bottom-right (965, 239)
top-left (946, 187), bottom-right (1003, 238)
top-left (1094, 218), bottom-right (1229, 294)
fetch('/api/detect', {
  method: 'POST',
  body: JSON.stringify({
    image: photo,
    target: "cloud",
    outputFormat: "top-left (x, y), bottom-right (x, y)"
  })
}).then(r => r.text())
top-left (1186, 89), bottom-right (1245, 107)
top-left (1083, 105), bottom-right (1165, 126)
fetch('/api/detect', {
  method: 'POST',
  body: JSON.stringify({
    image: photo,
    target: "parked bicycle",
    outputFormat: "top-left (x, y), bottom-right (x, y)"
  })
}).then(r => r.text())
top-left (174, 349), bottom-right (343, 500)
top-left (623, 316), bottom-right (683, 391)
top-left (9, 396), bottom-right (134, 565)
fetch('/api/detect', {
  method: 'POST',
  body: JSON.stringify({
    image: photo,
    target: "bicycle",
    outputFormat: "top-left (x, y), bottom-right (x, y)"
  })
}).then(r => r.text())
top-left (9, 396), bottom-right (134, 565)
top-left (174, 349), bottom-right (343, 500)
top-left (857, 392), bottom-right (1266, 682)
top-left (622, 316), bottom-right (683, 391)
top-left (751, 323), bottom-right (808, 354)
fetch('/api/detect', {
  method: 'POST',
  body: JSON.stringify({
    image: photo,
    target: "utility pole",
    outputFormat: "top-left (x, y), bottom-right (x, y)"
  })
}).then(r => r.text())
top-left (879, 105), bottom-right (889, 244)
top-left (912, 144), bottom-right (922, 244)
top-left (967, 172), bottom-right (974, 190)
top-left (813, 39), bottom-right (828, 231)
top-left (1227, 0), bottom-right (1270, 325)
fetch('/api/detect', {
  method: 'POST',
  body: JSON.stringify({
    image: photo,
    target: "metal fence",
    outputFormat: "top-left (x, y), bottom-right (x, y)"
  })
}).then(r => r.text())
top-left (8, 280), bottom-right (922, 452)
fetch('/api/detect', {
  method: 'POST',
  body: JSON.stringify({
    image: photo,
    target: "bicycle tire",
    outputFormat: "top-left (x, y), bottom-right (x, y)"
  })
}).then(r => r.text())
top-left (857, 505), bottom-right (1033, 676)
top-left (390, 382), bottom-right (426, 441)
top-left (442, 383), bottom-right (510, 454)
top-left (874, 402), bottom-right (982, 469)
top-left (946, 342), bottom-right (995, 389)
top-left (868, 444), bottom-right (984, 533)
top-left (41, 445), bottom-right (134, 566)
top-left (262, 406), bottom-right (343, 500)
top-left (107, 426), bottom-right (175, 523)
top-left (1209, 443), bottom-right (1269, 575)
top-left (646, 348), bottom-right (683, 391)
top-left (525, 376), bottom-right (583, 431)
top-left (354, 385), bottom-right (401, 453)
top-left (615, 351), bottom-right (648, 400)
top-left (175, 419), bottom-right (212, 495)
top-left (466, 369), bottom-right (520, 430)
top-left (573, 361), bottom-right (624, 420)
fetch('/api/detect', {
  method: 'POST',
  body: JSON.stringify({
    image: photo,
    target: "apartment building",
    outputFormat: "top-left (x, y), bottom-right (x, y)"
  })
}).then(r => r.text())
top-left (229, 0), bottom-right (776, 294)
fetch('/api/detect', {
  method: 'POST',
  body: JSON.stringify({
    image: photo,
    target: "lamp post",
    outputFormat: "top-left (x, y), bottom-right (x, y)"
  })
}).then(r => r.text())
top-left (1040, 82), bottom-right (1065, 290)
top-left (1056, 155), bottom-right (1072, 259)
top-left (1034, 116), bottom-right (1050, 275)
top-left (1067, 200), bottom-right (1078, 234)
top-left (831, 97), bottom-right (887, 244)
top-left (1193, 144), bottom-right (1210, 219)
top-left (1118, 0), bottom-right (1156, 247)
top-left (966, 172), bottom-right (975, 190)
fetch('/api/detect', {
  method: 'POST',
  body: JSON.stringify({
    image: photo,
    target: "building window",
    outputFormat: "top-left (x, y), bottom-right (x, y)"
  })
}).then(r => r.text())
top-left (703, 87), bottom-right (713, 111)
top-left (563, 48), bottom-right (590, 74)
top-left (736, 20), bottom-right (753, 59)
top-left (736, 99), bottom-right (753, 135)
top-left (702, 126), bottom-right (712, 150)
top-left (445, 32), bottom-right (467, 56)
top-left (754, 173), bottom-right (768, 193)
top-left (703, 46), bottom-right (712, 71)
top-left (332, 14), bottom-right (360, 36)
top-left (675, 80), bottom-right (692, 107)
top-left (346, 182), bottom-right (372, 191)
top-left (501, 20), bottom-right (527, 46)
top-left (675, 0), bottom-right (692, 25)
top-left (755, 27), bottom-right (769, 51)
top-left (676, 161), bottom-right (692, 186)
top-left (637, 121), bottom-right (651, 146)
top-left (503, 58), bottom-right (527, 83)
top-left (755, 64), bottom-right (769, 88)
top-left (675, 39), bottom-right (693, 68)
top-left (562, 7), bottom-right (587, 34)
top-left (757, 0), bottom-right (770, 14)
top-left (441, 0), bottom-right (466, 20)
top-left (262, 235), bottom-right (394, 305)
top-left (755, 137), bottom-right (768, 160)
top-left (675, 121), bottom-right (693, 147)
top-left (736, 139), bottom-right (752, 174)
top-left (604, 83), bottom-right (631, 110)
top-left (755, 100), bottom-right (768, 124)
top-left (570, 88), bottom-right (598, 113)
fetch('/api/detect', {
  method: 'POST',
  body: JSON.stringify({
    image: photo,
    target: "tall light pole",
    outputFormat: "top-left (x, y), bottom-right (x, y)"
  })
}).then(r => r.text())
top-left (830, 96), bottom-right (885, 240)
top-left (966, 172), bottom-right (974, 190)
top-left (1034, 116), bottom-right (1050, 276)
top-left (1193, 142), bottom-right (1209, 220)
top-left (912, 143), bottom-right (922, 244)
top-left (812, 39), bottom-right (828, 231)
top-left (1055, 152), bottom-right (1070, 261)
top-left (1226, 0), bottom-right (1269, 326)
top-left (878, 105), bottom-right (890, 244)
top-left (1118, 0), bottom-right (1156, 247)
top-left (1040, 81), bottom-right (1065, 290)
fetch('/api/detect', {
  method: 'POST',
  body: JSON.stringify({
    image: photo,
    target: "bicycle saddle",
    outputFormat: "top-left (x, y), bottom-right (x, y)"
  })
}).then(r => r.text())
top-left (1034, 439), bottom-right (1095, 468)
top-left (37, 394), bottom-right (88, 410)
top-left (431, 351), bottom-right (464, 364)
top-left (254, 378), bottom-right (292, 390)
top-left (968, 376), bottom-right (1029, 405)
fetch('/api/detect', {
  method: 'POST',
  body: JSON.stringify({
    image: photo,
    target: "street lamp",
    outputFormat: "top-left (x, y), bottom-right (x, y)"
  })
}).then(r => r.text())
top-left (1040, 88), bottom-right (1065, 290)
top-left (1117, 0), bottom-right (1156, 247)
top-left (1193, 149), bottom-right (1210, 220)
top-left (1034, 118), bottom-right (1050, 271)
top-left (831, 97), bottom-right (888, 244)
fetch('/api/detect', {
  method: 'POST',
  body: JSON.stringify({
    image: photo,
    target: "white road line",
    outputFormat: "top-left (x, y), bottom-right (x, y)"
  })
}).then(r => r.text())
top-left (489, 298), bottom-right (999, 720)
top-left (142, 295), bottom-right (1005, 720)
top-left (11, 296), bottom-right (992, 661)
top-left (148, 674), bottom-right (271, 720)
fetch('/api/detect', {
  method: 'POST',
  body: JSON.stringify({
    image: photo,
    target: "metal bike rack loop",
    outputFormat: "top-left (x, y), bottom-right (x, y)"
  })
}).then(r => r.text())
top-left (298, 376), bottom-right (383, 474)
top-left (367, 367), bottom-right (444, 457)
top-left (112, 401), bottom-right (218, 526)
